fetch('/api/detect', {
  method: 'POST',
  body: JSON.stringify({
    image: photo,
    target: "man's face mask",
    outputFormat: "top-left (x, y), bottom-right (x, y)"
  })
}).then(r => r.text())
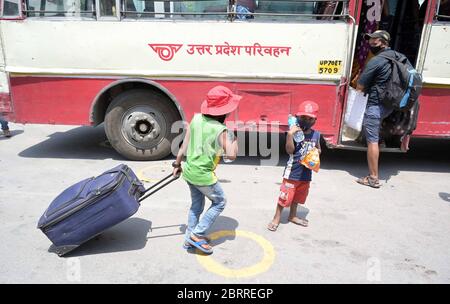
top-left (297, 116), bottom-right (316, 131)
top-left (369, 38), bottom-right (385, 55)
top-left (369, 45), bottom-right (383, 55)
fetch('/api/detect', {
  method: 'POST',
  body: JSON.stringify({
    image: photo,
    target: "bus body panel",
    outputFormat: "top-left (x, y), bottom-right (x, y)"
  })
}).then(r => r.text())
top-left (10, 75), bottom-right (341, 143)
top-left (414, 87), bottom-right (450, 138)
top-left (415, 23), bottom-right (450, 138)
top-left (5, 17), bottom-right (350, 147)
top-left (2, 20), bottom-right (348, 81)
top-left (9, 76), bottom-right (112, 125)
top-left (421, 24), bottom-right (450, 85)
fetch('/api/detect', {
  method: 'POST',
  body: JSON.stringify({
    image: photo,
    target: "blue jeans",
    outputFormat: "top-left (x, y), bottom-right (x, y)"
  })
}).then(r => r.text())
top-left (0, 114), bottom-right (9, 131)
top-left (363, 107), bottom-right (394, 143)
top-left (185, 182), bottom-right (226, 239)
top-left (362, 117), bottom-right (381, 143)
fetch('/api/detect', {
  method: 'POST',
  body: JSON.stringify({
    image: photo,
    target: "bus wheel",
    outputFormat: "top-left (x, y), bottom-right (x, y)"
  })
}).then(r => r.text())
top-left (104, 89), bottom-right (180, 161)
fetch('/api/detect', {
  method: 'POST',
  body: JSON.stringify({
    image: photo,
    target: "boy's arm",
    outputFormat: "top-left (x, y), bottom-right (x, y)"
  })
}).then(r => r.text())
top-left (316, 138), bottom-right (322, 154)
top-left (285, 125), bottom-right (301, 154)
top-left (219, 130), bottom-right (238, 160)
top-left (175, 125), bottom-right (190, 164)
top-left (172, 125), bottom-right (190, 176)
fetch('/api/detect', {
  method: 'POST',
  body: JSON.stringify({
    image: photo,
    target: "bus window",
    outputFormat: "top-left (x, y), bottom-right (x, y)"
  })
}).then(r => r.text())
top-left (25, 0), bottom-right (95, 17)
top-left (249, 0), bottom-right (346, 22)
top-left (437, 0), bottom-right (450, 21)
top-left (122, 0), bottom-right (229, 19)
top-left (314, 1), bottom-right (343, 20)
top-left (2, 0), bottom-right (20, 16)
top-left (100, 0), bottom-right (117, 16)
top-left (391, 0), bottom-right (428, 66)
top-left (256, 0), bottom-right (315, 21)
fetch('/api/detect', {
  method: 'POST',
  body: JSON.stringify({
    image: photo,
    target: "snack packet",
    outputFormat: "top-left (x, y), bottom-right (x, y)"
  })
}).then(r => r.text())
top-left (300, 147), bottom-right (320, 172)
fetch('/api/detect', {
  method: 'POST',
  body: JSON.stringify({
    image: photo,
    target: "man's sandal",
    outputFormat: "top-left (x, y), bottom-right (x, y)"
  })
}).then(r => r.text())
top-left (356, 175), bottom-right (381, 189)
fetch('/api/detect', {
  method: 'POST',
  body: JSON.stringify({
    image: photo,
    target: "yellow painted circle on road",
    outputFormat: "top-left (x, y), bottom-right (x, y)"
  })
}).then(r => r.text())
top-left (196, 230), bottom-right (275, 278)
top-left (137, 165), bottom-right (170, 183)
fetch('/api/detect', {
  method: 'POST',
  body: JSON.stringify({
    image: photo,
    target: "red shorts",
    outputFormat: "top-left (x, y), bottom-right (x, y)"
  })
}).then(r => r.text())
top-left (277, 179), bottom-right (310, 207)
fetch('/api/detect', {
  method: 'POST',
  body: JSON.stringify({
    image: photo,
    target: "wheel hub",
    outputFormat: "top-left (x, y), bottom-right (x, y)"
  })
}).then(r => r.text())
top-left (124, 111), bottom-right (161, 142)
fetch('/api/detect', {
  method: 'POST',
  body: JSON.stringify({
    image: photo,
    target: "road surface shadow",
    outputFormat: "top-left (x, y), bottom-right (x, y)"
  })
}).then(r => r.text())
top-left (208, 216), bottom-right (239, 245)
top-left (279, 205), bottom-right (310, 225)
top-left (57, 217), bottom-right (152, 257)
top-left (184, 216), bottom-right (239, 255)
top-left (18, 125), bottom-right (125, 160)
top-left (18, 126), bottom-right (282, 163)
top-left (439, 192), bottom-right (450, 203)
top-left (228, 136), bottom-right (450, 182)
top-left (147, 223), bottom-right (187, 240)
top-left (18, 125), bottom-right (450, 181)
top-left (0, 129), bottom-right (24, 140)
top-left (319, 137), bottom-right (450, 181)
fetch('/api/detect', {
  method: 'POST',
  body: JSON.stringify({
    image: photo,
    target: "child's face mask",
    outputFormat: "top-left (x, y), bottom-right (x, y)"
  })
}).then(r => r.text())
top-left (297, 116), bottom-right (316, 131)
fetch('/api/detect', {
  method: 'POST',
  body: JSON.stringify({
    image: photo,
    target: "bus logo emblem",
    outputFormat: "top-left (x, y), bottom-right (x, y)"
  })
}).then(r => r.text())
top-left (149, 44), bottom-right (183, 61)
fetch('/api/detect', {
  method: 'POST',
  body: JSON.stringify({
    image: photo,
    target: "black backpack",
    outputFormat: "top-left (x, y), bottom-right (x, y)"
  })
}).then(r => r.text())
top-left (378, 51), bottom-right (423, 110)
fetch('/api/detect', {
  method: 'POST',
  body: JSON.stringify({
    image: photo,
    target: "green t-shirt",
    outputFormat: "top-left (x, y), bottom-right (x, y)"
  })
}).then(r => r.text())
top-left (182, 114), bottom-right (227, 186)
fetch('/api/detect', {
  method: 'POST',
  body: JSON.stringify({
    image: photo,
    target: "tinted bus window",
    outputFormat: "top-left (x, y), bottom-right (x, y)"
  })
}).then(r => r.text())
top-left (437, 0), bottom-right (450, 21)
top-left (2, 0), bottom-right (20, 16)
top-left (25, 0), bottom-right (95, 17)
top-left (243, 1), bottom-right (345, 22)
top-left (122, 0), bottom-right (229, 19)
top-left (100, 0), bottom-right (117, 16)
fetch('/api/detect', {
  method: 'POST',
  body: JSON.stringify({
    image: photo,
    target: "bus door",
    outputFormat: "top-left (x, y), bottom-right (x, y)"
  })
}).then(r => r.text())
top-left (339, 0), bottom-right (428, 151)
top-left (414, 0), bottom-right (450, 139)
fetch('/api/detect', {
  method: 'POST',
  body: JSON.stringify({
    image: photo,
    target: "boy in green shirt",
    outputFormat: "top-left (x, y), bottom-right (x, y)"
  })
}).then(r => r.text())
top-left (172, 86), bottom-right (241, 254)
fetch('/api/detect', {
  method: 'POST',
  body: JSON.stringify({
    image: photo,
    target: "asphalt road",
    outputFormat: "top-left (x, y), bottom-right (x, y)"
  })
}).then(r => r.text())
top-left (0, 123), bottom-right (449, 283)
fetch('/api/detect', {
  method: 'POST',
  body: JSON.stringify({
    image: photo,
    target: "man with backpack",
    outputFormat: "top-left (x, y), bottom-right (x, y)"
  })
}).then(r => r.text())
top-left (355, 30), bottom-right (395, 189)
top-left (356, 30), bottom-right (422, 189)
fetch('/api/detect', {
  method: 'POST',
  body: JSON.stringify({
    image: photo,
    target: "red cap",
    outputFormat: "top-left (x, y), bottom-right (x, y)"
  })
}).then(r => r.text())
top-left (201, 86), bottom-right (242, 116)
top-left (296, 101), bottom-right (319, 118)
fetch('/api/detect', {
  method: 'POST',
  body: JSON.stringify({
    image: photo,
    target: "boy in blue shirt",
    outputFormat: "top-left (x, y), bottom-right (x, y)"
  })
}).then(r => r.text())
top-left (268, 101), bottom-right (321, 231)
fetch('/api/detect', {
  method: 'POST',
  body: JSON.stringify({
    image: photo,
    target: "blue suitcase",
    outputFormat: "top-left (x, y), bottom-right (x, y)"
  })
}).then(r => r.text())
top-left (37, 164), bottom-right (178, 256)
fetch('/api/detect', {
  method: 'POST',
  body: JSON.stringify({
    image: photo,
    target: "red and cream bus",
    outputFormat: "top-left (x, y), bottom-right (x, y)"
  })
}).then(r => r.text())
top-left (0, 0), bottom-right (449, 160)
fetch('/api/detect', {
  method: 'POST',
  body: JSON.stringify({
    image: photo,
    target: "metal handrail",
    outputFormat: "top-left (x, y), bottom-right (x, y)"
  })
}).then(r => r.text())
top-left (121, 11), bottom-right (228, 16)
top-left (23, 0), bottom-right (350, 19)
top-left (435, 14), bottom-right (450, 20)
top-left (23, 11), bottom-right (95, 14)
top-left (120, 11), bottom-right (347, 17)
top-left (127, 0), bottom-right (348, 2)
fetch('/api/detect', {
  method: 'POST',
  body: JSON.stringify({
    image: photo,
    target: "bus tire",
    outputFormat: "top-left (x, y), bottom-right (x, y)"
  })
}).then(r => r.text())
top-left (104, 89), bottom-right (180, 161)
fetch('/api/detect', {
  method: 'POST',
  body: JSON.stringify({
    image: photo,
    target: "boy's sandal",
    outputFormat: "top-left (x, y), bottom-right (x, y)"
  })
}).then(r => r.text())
top-left (185, 237), bottom-right (213, 254)
top-left (289, 217), bottom-right (309, 227)
top-left (356, 175), bottom-right (381, 189)
top-left (182, 242), bottom-right (193, 250)
top-left (267, 222), bottom-right (279, 232)
top-left (182, 236), bottom-right (211, 250)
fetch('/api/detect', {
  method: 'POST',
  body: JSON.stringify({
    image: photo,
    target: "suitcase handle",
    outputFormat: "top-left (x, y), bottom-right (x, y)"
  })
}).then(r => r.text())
top-left (138, 173), bottom-right (180, 202)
